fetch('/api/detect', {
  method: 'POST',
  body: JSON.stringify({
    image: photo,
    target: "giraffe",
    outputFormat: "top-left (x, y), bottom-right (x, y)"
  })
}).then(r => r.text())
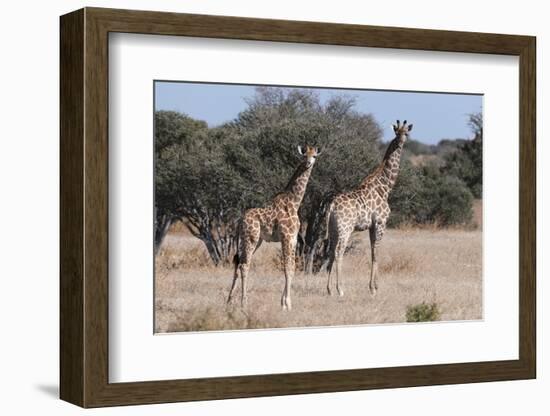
top-left (324, 120), bottom-right (412, 297)
top-left (227, 145), bottom-right (321, 310)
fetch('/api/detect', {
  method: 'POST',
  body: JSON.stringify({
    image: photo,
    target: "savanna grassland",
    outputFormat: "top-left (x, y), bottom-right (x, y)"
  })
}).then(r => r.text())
top-left (155, 205), bottom-right (482, 333)
top-left (153, 88), bottom-right (484, 333)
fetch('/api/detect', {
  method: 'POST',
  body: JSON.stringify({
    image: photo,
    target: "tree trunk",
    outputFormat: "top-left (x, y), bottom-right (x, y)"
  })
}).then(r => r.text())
top-left (302, 192), bottom-right (336, 274)
top-left (200, 231), bottom-right (222, 266)
top-left (183, 213), bottom-right (239, 267)
top-left (154, 212), bottom-right (173, 255)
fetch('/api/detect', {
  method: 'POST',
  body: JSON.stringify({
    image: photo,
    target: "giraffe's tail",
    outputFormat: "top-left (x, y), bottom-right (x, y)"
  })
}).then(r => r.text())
top-left (322, 200), bottom-right (335, 241)
top-left (312, 195), bottom-right (334, 271)
top-left (232, 253), bottom-right (240, 276)
top-left (232, 217), bottom-right (243, 274)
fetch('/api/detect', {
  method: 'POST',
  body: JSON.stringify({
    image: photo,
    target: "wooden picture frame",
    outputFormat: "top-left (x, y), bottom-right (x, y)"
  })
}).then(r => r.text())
top-left (60, 7), bottom-right (536, 408)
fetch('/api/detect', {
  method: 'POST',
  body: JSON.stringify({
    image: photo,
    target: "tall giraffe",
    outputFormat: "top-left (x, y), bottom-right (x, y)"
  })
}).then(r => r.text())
top-left (227, 145), bottom-right (321, 310)
top-left (325, 120), bottom-right (412, 297)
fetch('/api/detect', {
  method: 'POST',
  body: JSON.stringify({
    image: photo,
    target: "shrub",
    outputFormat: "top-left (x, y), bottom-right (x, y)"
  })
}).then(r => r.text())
top-left (389, 163), bottom-right (473, 227)
top-left (387, 161), bottom-right (425, 227)
top-left (406, 302), bottom-right (441, 322)
top-left (402, 138), bottom-right (435, 157)
top-left (442, 112), bottom-right (483, 198)
top-left (432, 175), bottom-right (474, 225)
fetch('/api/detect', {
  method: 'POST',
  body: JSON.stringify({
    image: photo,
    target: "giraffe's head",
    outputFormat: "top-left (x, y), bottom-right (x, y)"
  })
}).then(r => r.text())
top-left (392, 120), bottom-right (413, 142)
top-left (297, 145), bottom-right (321, 169)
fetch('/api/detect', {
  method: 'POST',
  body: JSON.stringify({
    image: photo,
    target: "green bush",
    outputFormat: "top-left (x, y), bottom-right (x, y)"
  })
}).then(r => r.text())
top-left (433, 176), bottom-right (474, 225)
top-left (406, 302), bottom-right (441, 322)
top-left (387, 161), bottom-right (425, 227)
top-left (389, 163), bottom-right (474, 227)
top-left (415, 170), bottom-right (474, 226)
top-left (442, 112), bottom-right (483, 198)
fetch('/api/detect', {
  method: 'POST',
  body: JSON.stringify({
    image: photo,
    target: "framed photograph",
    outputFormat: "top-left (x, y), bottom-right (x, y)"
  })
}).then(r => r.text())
top-left (60, 7), bottom-right (536, 408)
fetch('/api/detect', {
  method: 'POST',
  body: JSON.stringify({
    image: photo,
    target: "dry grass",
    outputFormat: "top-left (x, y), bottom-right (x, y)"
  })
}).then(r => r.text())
top-left (472, 199), bottom-right (483, 229)
top-left (155, 227), bottom-right (482, 333)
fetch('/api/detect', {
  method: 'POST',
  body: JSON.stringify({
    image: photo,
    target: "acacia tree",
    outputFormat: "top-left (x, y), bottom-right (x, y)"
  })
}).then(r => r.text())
top-left (155, 111), bottom-right (247, 264)
top-left (155, 109), bottom-right (255, 264)
top-left (220, 88), bottom-right (383, 267)
top-left (154, 111), bottom-right (208, 253)
top-left (156, 141), bottom-right (244, 264)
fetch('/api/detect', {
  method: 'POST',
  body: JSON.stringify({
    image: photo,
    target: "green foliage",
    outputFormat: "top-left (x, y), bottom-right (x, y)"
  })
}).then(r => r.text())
top-left (155, 113), bottom-right (243, 264)
top-left (414, 166), bottom-right (473, 226)
top-left (402, 139), bottom-right (435, 157)
top-left (154, 110), bottom-right (208, 153)
top-left (434, 138), bottom-right (467, 157)
top-left (389, 162), bottom-right (474, 227)
top-left (154, 111), bottom-right (211, 252)
top-left (219, 88), bottom-right (383, 215)
top-left (406, 302), bottom-right (441, 322)
top-left (402, 138), bottom-right (467, 159)
top-left (154, 88), bottom-right (383, 263)
top-left (431, 175), bottom-right (474, 225)
top-left (444, 140), bottom-right (482, 198)
top-left (387, 160), bottom-right (425, 227)
top-left (442, 112), bottom-right (483, 198)
top-left (390, 112), bottom-right (482, 227)
top-left (154, 90), bottom-right (482, 265)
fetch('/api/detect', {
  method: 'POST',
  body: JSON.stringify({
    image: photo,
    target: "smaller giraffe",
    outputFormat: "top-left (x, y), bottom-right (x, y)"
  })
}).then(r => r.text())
top-left (324, 120), bottom-right (412, 297)
top-left (227, 145), bottom-right (321, 310)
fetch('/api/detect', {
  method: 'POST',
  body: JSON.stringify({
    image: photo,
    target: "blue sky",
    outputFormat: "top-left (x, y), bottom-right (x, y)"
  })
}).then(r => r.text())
top-left (155, 81), bottom-right (482, 145)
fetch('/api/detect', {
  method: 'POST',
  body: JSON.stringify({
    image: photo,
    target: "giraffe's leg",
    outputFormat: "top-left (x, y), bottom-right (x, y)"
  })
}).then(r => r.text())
top-left (326, 213), bottom-right (338, 295)
top-left (319, 239), bottom-right (331, 273)
top-left (327, 232), bottom-right (349, 296)
top-left (226, 255), bottom-right (240, 304)
top-left (368, 221), bottom-right (386, 297)
top-left (368, 243), bottom-right (378, 297)
top-left (237, 238), bottom-right (263, 306)
top-left (334, 237), bottom-right (348, 297)
top-left (240, 262), bottom-right (250, 307)
top-left (235, 231), bottom-right (260, 307)
top-left (326, 240), bottom-right (336, 296)
top-left (281, 234), bottom-right (297, 311)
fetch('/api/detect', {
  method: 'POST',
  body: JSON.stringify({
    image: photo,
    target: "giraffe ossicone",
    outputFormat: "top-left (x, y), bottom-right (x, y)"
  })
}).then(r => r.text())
top-left (227, 145), bottom-right (321, 310)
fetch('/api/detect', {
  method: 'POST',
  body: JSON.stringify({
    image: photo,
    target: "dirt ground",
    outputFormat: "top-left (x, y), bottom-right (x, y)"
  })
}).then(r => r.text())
top-left (155, 223), bottom-right (482, 333)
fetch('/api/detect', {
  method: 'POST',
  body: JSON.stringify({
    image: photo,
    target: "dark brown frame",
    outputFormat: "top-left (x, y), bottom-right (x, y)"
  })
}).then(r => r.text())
top-left (60, 7), bottom-right (536, 408)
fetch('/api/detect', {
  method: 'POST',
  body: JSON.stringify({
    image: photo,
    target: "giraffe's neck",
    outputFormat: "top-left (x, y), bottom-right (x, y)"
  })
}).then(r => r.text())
top-left (284, 163), bottom-right (313, 204)
top-left (361, 137), bottom-right (404, 200)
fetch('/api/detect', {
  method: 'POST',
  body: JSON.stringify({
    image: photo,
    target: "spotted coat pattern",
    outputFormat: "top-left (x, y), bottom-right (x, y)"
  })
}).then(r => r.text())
top-left (227, 145), bottom-right (320, 310)
top-left (325, 120), bottom-right (413, 297)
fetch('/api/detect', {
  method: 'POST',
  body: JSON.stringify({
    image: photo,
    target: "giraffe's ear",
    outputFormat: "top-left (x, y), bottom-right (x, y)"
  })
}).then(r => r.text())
top-left (392, 124), bottom-right (398, 133)
top-left (297, 145), bottom-right (304, 155)
top-left (316, 147), bottom-right (322, 156)
top-left (407, 124), bottom-right (413, 132)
